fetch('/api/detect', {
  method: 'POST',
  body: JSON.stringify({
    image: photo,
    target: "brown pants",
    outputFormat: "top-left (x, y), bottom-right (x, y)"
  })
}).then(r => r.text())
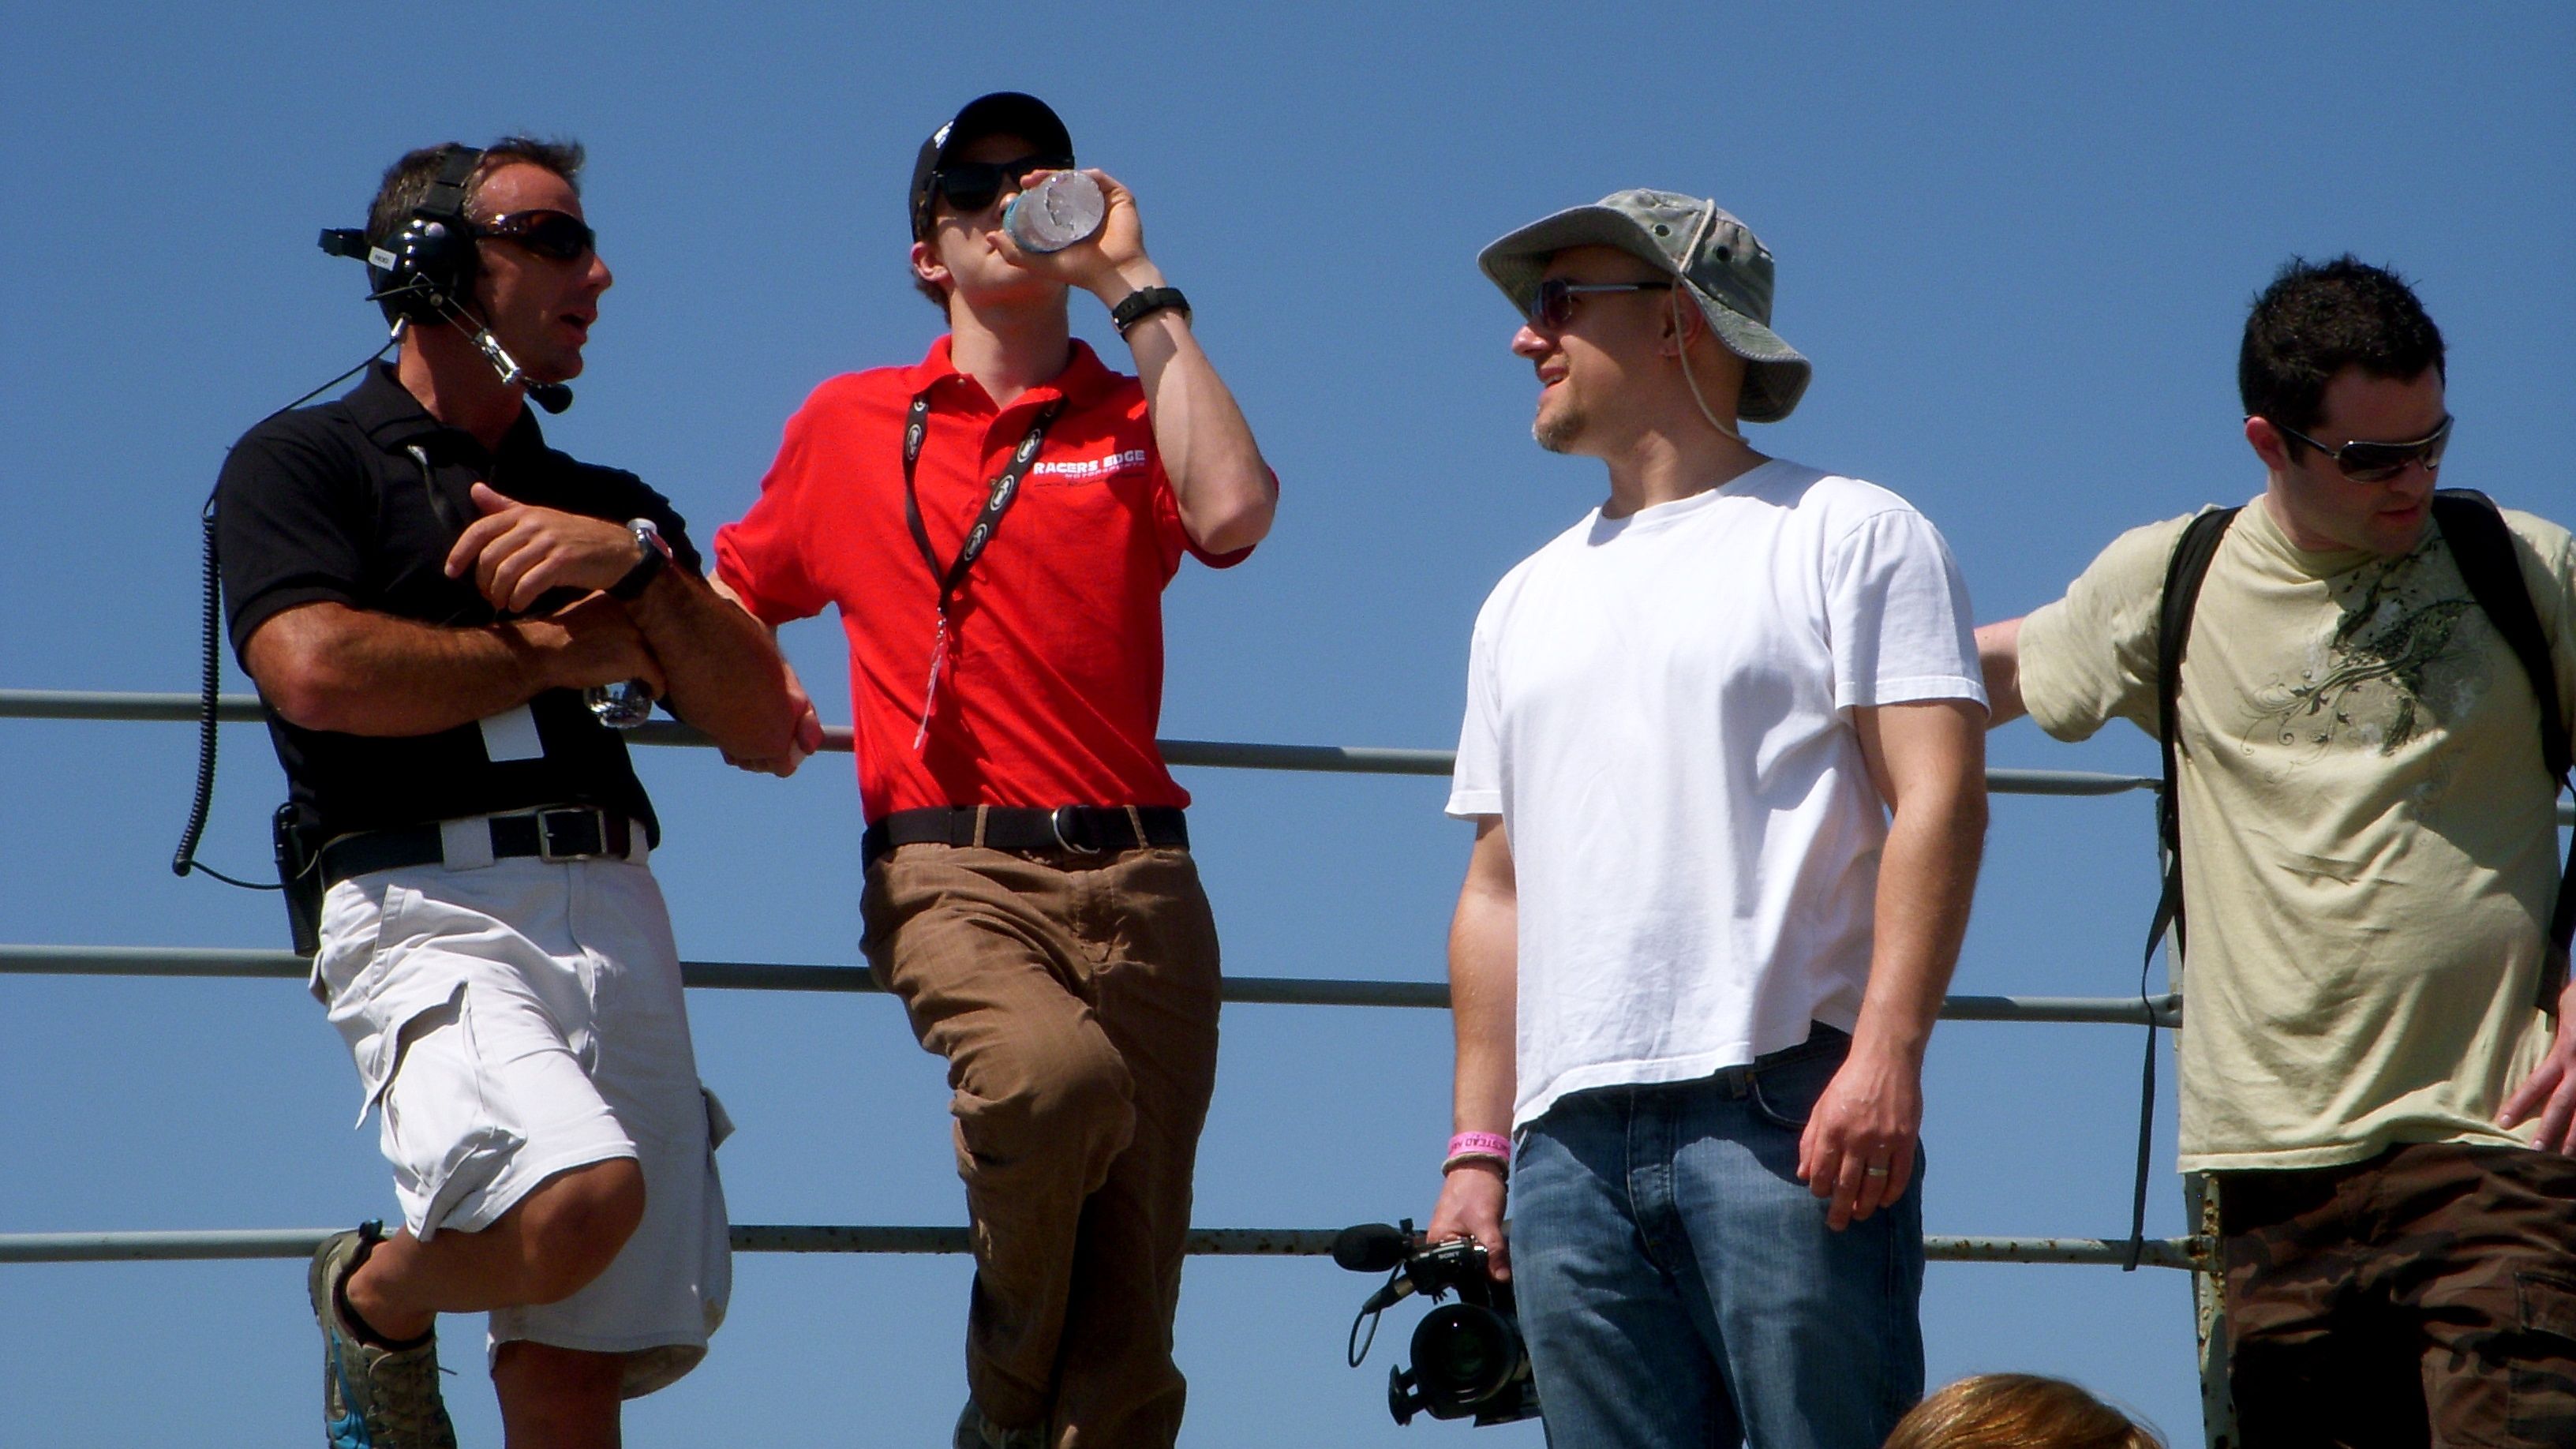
top-left (2220, 1141), bottom-right (2576, 1448)
top-left (863, 841), bottom-right (1222, 1449)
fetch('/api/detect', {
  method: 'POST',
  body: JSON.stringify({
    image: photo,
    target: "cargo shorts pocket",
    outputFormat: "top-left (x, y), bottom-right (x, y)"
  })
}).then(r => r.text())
top-left (378, 986), bottom-right (528, 1241)
top-left (2509, 1272), bottom-right (2576, 1445)
top-left (702, 1084), bottom-right (736, 1150)
top-left (320, 882), bottom-right (477, 1118)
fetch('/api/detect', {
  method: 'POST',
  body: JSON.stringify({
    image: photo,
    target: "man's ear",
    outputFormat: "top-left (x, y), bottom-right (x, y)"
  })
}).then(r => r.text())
top-left (910, 238), bottom-right (949, 291)
top-left (2245, 415), bottom-right (2293, 474)
top-left (1660, 290), bottom-right (1705, 358)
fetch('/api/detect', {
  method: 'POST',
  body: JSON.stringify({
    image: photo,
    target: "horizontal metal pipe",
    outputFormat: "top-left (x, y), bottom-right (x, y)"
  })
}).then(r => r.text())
top-left (0, 1226), bottom-right (2208, 1271)
top-left (18, 688), bottom-right (2576, 821)
top-left (0, 690), bottom-right (2186, 800)
top-left (0, 945), bottom-right (2177, 1023)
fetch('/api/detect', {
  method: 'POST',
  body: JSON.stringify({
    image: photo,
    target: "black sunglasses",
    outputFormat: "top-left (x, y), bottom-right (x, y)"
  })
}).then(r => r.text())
top-left (475, 209), bottom-right (597, 263)
top-left (1526, 277), bottom-right (1673, 331)
top-left (930, 154), bottom-right (1074, 216)
top-left (2271, 414), bottom-right (2454, 483)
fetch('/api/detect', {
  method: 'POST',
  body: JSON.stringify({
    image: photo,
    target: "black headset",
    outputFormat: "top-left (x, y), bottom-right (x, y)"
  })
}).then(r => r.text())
top-left (319, 144), bottom-right (485, 324)
top-left (314, 143), bottom-right (571, 414)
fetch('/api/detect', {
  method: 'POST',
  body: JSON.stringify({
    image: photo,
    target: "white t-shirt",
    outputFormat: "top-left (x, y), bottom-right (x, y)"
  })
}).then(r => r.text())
top-left (1447, 460), bottom-right (1984, 1129)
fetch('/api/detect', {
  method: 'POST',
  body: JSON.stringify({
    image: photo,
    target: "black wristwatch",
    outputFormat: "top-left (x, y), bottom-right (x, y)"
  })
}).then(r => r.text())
top-left (608, 518), bottom-right (674, 601)
top-left (1110, 286), bottom-right (1191, 336)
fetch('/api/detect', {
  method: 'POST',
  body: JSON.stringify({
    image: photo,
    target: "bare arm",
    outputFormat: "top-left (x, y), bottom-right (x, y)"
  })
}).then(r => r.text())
top-left (1799, 698), bottom-right (1989, 1230)
top-left (1005, 170), bottom-right (1277, 556)
top-left (623, 565), bottom-right (799, 763)
top-left (1975, 617), bottom-right (2027, 727)
top-left (1425, 816), bottom-right (1518, 1278)
top-left (704, 574), bottom-right (825, 777)
top-left (242, 597), bottom-right (663, 737)
top-left (447, 481), bottom-right (799, 762)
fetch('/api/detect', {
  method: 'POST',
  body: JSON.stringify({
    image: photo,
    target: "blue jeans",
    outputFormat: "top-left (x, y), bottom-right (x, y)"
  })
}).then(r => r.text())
top-left (1509, 1027), bottom-right (1925, 1449)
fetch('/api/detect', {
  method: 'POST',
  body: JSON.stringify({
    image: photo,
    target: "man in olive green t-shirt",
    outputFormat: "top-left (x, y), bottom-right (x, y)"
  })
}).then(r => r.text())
top-left (1979, 256), bottom-right (2576, 1446)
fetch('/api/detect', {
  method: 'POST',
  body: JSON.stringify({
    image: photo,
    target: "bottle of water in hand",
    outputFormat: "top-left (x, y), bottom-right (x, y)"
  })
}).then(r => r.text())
top-left (587, 680), bottom-right (653, 728)
top-left (1003, 170), bottom-right (1106, 253)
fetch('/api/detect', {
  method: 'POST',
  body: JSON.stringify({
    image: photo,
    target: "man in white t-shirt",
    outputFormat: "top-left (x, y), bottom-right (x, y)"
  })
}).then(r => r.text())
top-left (1424, 189), bottom-right (1989, 1449)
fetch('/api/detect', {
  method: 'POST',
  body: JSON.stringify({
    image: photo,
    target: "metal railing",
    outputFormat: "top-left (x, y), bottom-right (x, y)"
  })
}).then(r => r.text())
top-left (2, 686), bottom-right (2209, 1272)
top-left (20, 686), bottom-right (2568, 1447)
top-left (0, 1225), bottom-right (2206, 1271)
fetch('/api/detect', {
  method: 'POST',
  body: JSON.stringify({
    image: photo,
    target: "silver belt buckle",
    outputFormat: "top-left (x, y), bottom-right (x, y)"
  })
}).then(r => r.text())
top-left (1049, 805), bottom-right (1104, 855)
top-left (536, 807), bottom-right (604, 863)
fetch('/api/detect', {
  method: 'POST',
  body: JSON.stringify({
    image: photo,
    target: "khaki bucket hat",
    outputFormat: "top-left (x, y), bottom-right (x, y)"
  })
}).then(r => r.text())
top-left (1478, 189), bottom-right (1812, 423)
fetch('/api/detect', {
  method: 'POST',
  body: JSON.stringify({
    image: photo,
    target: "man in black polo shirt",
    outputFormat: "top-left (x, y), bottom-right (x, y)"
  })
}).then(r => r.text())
top-left (216, 137), bottom-right (800, 1449)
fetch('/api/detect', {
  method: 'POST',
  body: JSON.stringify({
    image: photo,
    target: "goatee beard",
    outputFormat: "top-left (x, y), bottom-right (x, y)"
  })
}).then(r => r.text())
top-left (1533, 406), bottom-right (1583, 454)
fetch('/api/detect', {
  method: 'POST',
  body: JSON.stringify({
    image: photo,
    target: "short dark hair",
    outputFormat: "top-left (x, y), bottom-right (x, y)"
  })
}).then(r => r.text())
top-left (365, 136), bottom-right (586, 245)
top-left (2238, 256), bottom-right (2445, 447)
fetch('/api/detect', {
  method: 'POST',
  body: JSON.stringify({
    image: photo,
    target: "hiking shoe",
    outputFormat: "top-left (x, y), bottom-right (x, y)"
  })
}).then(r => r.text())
top-left (309, 1222), bottom-right (456, 1449)
top-left (953, 1400), bottom-right (1046, 1449)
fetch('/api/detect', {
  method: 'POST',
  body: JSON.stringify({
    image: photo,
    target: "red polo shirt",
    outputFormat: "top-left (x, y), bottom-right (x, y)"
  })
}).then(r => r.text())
top-left (714, 337), bottom-right (1254, 821)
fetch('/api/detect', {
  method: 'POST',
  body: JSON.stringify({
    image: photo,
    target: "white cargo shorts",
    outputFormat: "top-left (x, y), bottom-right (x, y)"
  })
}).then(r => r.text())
top-left (313, 822), bottom-right (732, 1396)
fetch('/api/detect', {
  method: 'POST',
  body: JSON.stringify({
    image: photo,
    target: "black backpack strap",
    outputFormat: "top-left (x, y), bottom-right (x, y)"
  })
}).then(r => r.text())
top-left (2431, 490), bottom-right (2574, 1013)
top-left (2125, 506), bottom-right (2240, 1271)
top-left (2152, 507), bottom-right (2241, 958)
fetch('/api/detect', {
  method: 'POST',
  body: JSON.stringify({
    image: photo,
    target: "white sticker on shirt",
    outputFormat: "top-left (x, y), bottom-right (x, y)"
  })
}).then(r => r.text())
top-left (478, 705), bottom-right (544, 762)
top-left (1030, 449), bottom-right (1150, 482)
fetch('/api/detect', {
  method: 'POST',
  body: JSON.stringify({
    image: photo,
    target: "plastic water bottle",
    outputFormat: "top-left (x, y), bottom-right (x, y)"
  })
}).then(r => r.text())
top-left (586, 680), bottom-right (653, 728)
top-left (1003, 170), bottom-right (1106, 253)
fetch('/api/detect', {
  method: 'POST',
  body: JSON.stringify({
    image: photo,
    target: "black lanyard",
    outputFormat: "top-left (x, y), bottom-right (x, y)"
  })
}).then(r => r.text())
top-left (901, 391), bottom-right (1061, 616)
top-left (899, 388), bottom-right (1061, 748)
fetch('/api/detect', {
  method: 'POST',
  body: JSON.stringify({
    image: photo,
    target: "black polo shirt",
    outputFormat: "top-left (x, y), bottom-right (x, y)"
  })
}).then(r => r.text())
top-left (216, 364), bottom-right (698, 844)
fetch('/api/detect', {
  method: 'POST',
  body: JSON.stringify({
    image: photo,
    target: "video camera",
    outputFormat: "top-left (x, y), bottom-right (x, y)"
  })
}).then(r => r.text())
top-left (1335, 1219), bottom-right (1540, 1428)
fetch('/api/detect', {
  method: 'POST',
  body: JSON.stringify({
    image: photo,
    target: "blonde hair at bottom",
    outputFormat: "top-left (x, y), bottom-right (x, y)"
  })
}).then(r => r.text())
top-left (1881, 1372), bottom-right (2163, 1449)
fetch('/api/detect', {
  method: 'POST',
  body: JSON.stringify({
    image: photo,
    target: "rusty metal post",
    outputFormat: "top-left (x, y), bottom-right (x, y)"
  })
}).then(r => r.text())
top-left (2188, 1170), bottom-right (2233, 1447)
top-left (2163, 896), bottom-right (2233, 1449)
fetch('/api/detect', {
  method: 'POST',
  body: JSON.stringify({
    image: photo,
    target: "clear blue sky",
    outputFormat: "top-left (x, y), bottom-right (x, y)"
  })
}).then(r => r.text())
top-left (4, 3), bottom-right (2570, 1443)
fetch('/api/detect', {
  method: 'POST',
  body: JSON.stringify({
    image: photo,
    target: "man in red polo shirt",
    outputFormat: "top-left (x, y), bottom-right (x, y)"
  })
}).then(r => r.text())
top-left (713, 92), bottom-right (1276, 1449)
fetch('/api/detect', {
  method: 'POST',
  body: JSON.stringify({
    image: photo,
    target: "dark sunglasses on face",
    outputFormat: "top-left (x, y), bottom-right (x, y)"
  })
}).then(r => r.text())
top-left (2271, 414), bottom-right (2454, 483)
top-left (474, 210), bottom-right (597, 263)
top-left (1526, 277), bottom-right (1674, 331)
top-left (930, 155), bottom-right (1074, 215)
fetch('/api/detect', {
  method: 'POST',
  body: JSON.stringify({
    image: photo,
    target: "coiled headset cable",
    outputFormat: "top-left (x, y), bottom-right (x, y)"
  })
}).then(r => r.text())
top-left (171, 338), bottom-right (396, 888)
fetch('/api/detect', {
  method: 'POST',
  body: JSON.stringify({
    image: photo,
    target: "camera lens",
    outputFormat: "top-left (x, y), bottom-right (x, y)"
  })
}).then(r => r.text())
top-left (1410, 1304), bottom-right (1522, 1408)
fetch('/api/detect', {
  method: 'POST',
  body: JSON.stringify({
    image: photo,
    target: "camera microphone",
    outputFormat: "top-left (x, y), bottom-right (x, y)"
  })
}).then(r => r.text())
top-left (1358, 1276), bottom-right (1420, 1316)
top-left (1332, 1222), bottom-right (1414, 1274)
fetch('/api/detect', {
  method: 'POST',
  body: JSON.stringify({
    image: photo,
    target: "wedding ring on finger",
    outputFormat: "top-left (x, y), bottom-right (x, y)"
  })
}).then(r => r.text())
top-left (1863, 1165), bottom-right (1892, 1178)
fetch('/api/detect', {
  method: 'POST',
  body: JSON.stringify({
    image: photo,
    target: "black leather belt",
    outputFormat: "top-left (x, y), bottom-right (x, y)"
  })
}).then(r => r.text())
top-left (320, 807), bottom-right (635, 886)
top-left (862, 805), bottom-right (1187, 869)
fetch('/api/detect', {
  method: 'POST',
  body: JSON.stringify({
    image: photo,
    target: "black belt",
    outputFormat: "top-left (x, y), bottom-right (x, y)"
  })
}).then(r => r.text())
top-left (320, 807), bottom-right (635, 886)
top-left (862, 806), bottom-right (1187, 869)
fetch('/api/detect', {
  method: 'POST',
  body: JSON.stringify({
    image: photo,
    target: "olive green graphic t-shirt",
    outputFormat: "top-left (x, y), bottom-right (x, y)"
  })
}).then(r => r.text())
top-left (2020, 496), bottom-right (2575, 1172)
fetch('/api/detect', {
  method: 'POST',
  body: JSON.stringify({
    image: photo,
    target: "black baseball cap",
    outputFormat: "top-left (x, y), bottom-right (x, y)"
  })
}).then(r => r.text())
top-left (908, 92), bottom-right (1075, 240)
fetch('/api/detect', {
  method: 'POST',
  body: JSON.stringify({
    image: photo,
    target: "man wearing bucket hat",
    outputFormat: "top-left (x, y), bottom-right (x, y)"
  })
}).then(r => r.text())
top-left (1425, 189), bottom-right (1989, 1447)
top-left (712, 92), bottom-right (1275, 1449)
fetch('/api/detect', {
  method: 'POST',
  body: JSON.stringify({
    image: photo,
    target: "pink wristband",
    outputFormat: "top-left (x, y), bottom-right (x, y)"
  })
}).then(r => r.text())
top-left (1447, 1131), bottom-right (1511, 1163)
